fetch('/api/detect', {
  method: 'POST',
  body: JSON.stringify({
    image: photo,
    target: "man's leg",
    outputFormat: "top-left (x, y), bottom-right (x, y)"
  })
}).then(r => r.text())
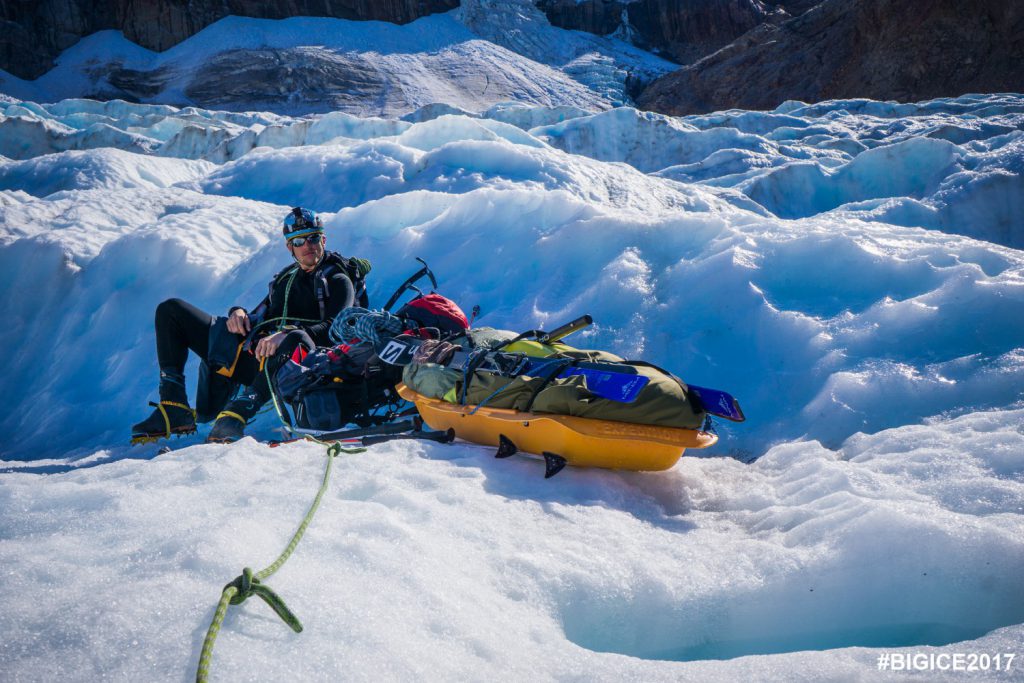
top-left (155, 298), bottom-right (214, 372)
top-left (207, 331), bottom-right (313, 443)
top-left (132, 298), bottom-right (214, 441)
top-left (205, 377), bottom-right (270, 443)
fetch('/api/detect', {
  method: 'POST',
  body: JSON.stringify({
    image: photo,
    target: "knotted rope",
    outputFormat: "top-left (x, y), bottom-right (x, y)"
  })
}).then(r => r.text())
top-left (195, 441), bottom-right (363, 682)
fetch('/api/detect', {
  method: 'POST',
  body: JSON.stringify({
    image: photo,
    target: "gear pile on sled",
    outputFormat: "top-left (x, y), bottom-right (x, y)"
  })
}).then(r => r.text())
top-left (129, 256), bottom-right (744, 471)
top-left (393, 331), bottom-right (717, 477)
top-left (265, 260), bottom-right (743, 477)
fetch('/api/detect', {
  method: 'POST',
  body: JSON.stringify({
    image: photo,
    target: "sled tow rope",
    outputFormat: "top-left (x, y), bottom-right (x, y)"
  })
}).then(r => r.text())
top-left (195, 439), bottom-right (364, 682)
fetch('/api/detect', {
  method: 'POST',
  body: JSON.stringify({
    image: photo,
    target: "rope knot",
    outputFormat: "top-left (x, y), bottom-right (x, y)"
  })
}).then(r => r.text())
top-left (197, 443), bottom-right (347, 681)
top-left (218, 567), bottom-right (303, 635)
top-left (226, 567), bottom-right (258, 605)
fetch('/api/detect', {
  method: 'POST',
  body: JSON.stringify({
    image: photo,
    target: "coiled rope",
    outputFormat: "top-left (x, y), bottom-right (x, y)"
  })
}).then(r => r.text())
top-left (329, 307), bottom-right (405, 350)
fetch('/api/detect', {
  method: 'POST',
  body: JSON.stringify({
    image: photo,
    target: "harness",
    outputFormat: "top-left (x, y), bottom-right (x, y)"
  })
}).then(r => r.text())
top-left (259, 252), bottom-right (367, 330)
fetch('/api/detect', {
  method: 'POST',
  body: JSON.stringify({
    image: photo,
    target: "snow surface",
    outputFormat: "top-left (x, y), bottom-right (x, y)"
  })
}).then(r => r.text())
top-left (1, 94), bottom-right (1022, 679)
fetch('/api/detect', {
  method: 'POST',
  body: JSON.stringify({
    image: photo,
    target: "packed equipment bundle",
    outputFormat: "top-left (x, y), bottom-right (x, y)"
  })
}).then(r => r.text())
top-left (257, 259), bottom-right (741, 476)
top-left (388, 319), bottom-right (730, 477)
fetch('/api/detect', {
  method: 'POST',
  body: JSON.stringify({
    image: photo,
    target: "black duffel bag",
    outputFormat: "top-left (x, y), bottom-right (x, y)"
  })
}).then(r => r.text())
top-left (274, 342), bottom-right (404, 431)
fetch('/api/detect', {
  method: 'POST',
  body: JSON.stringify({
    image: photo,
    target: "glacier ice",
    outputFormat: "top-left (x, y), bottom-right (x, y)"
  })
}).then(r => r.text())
top-left (0, 95), bottom-right (1022, 680)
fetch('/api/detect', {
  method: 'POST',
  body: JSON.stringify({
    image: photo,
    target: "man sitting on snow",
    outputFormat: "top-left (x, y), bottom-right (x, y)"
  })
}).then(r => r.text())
top-left (131, 207), bottom-right (372, 445)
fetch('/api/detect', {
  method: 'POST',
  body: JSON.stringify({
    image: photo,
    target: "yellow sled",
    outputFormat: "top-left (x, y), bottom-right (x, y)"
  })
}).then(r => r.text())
top-left (397, 384), bottom-right (717, 477)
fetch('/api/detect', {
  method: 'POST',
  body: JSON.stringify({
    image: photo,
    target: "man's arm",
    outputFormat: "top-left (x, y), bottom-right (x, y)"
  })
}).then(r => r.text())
top-left (255, 271), bottom-right (354, 357)
top-left (246, 292), bottom-right (285, 358)
top-left (226, 278), bottom-right (274, 336)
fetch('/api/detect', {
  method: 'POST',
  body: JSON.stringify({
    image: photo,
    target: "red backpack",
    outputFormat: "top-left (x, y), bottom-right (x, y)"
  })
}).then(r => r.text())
top-left (397, 293), bottom-right (469, 337)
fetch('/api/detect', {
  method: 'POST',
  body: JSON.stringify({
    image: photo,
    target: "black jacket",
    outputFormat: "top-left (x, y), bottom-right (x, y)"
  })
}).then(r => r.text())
top-left (235, 251), bottom-right (369, 347)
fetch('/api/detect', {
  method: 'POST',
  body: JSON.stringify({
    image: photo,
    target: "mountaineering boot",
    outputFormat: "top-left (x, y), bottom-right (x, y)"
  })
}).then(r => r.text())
top-left (206, 389), bottom-right (264, 444)
top-left (131, 369), bottom-right (197, 444)
top-left (206, 412), bottom-right (246, 443)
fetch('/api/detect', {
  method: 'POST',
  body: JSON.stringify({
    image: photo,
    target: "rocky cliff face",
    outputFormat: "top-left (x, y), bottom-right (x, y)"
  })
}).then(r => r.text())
top-left (1, 0), bottom-right (459, 80)
top-left (637, 0), bottom-right (1024, 114)
top-left (536, 0), bottom-right (782, 65)
top-left (532, 0), bottom-right (832, 65)
top-left (5, 0), bottom-right (1021, 114)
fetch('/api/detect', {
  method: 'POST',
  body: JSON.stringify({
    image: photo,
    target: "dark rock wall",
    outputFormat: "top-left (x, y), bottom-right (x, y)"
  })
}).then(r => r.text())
top-left (535, 0), bottom-right (626, 38)
top-left (1, 0), bottom-right (459, 79)
top-left (637, 0), bottom-right (1024, 115)
top-left (536, 0), bottom-right (779, 64)
top-left (761, 0), bottom-right (820, 17)
top-left (5, 0), bottom-right (1021, 111)
top-left (627, 0), bottom-right (778, 65)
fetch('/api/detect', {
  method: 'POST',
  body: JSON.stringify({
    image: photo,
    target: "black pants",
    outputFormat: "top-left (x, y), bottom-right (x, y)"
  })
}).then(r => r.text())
top-left (155, 298), bottom-right (216, 371)
top-left (154, 298), bottom-right (312, 421)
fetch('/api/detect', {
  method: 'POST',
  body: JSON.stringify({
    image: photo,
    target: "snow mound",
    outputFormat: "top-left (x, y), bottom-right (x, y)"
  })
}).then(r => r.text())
top-left (0, 148), bottom-right (213, 197)
top-left (1, 96), bottom-right (1023, 461)
top-left (522, 98), bottom-right (1024, 249)
top-left (0, 110), bottom-right (159, 159)
top-left (533, 107), bottom-right (779, 174)
top-left (743, 137), bottom-right (962, 219)
top-left (194, 120), bottom-right (728, 216)
top-left (5, 94), bottom-right (1019, 248)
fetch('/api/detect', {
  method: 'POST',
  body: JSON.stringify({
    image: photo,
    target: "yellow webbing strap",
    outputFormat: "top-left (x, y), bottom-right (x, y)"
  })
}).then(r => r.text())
top-left (214, 410), bottom-right (248, 426)
top-left (157, 401), bottom-right (195, 437)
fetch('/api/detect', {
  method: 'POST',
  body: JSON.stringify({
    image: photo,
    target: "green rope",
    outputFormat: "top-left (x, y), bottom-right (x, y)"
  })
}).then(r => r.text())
top-left (264, 362), bottom-right (293, 435)
top-left (246, 267), bottom-right (316, 427)
top-left (278, 265), bottom-right (300, 329)
top-left (196, 259), bottom-right (372, 679)
top-left (195, 256), bottom-right (405, 677)
top-left (243, 264), bottom-right (313, 342)
top-left (247, 313), bottom-right (320, 341)
top-left (196, 440), bottom-right (364, 682)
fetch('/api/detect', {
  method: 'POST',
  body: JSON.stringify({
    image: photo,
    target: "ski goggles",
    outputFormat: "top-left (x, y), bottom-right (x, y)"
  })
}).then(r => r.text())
top-left (288, 232), bottom-right (324, 247)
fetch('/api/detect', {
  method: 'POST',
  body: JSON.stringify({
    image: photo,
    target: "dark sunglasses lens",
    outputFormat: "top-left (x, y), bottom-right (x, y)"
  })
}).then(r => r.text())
top-left (290, 233), bottom-right (322, 247)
